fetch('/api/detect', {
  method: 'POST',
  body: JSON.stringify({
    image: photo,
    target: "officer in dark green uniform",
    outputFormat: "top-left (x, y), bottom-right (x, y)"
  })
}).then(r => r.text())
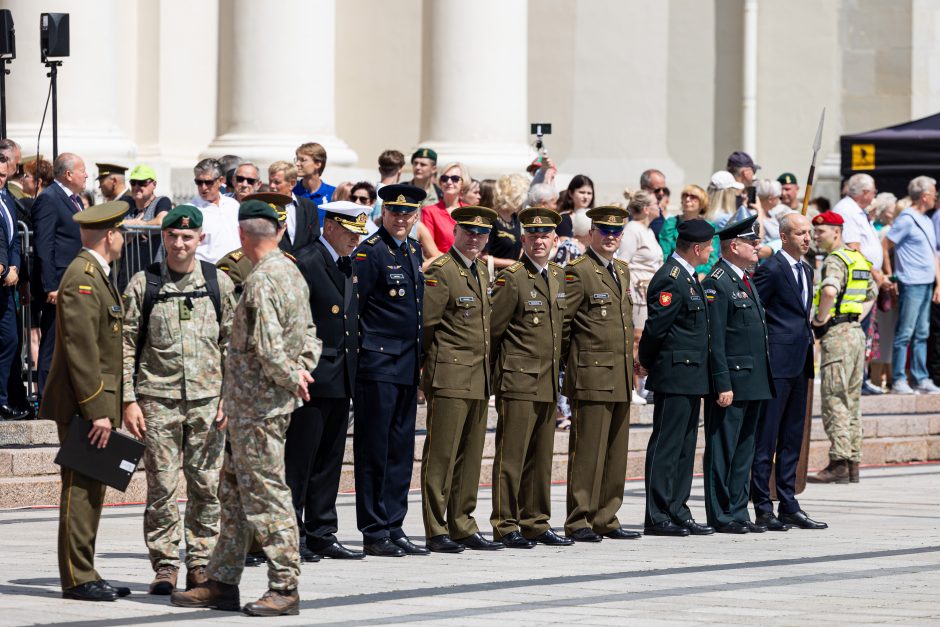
top-left (701, 215), bottom-right (774, 533)
top-left (562, 206), bottom-right (639, 542)
top-left (420, 206), bottom-right (504, 553)
top-left (39, 201), bottom-right (132, 602)
top-left (489, 207), bottom-right (572, 548)
top-left (638, 219), bottom-right (715, 537)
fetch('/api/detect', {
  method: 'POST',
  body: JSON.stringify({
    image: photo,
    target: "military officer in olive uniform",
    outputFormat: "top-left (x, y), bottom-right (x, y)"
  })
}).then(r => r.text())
top-left (638, 219), bottom-right (715, 537)
top-left (701, 216), bottom-right (775, 534)
top-left (562, 206), bottom-right (640, 542)
top-left (420, 206), bottom-right (504, 553)
top-left (489, 207), bottom-right (572, 548)
top-left (39, 201), bottom-right (132, 602)
top-left (353, 184), bottom-right (430, 557)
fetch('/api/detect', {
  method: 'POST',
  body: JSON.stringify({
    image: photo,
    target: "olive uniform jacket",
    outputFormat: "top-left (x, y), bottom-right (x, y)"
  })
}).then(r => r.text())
top-left (421, 251), bottom-right (491, 400)
top-left (216, 248), bottom-right (253, 297)
top-left (562, 249), bottom-right (634, 402)
top-left (638, 255), bottom-right (710, 396)
top-left (39, 250), bottom-right (124, 426)
top-left (702, 259), bottom-right (775, 401)
top-left (489, 255), bottom-right (565, 402)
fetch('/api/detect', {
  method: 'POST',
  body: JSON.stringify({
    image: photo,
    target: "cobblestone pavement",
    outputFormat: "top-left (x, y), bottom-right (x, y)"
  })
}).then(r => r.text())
top-left (0, 464), bottom-right (938, 625)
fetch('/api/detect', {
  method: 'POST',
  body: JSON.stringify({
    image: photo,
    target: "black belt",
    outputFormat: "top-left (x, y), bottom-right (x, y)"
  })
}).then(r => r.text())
top-left (829, 314), bottom-right (859, 325)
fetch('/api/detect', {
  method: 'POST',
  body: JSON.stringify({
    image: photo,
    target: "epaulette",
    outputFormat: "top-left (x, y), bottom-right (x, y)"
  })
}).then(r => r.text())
top-left (567, 256), bottom-right (587, 266)
top-left (668, 265), bottom-right (680, 279)
top-left (230, 250), bottom-right (244, 261)
top-left (84, 261), bottom-right (96, 276)
top-left (506, 261), bottom-right (524, 273)
top-left (364, 234), bottom-right (381, 246)
top-left (549, 261), bottom-right (564, 270)
top-left (283, 252), bottom-right (297, 263)
top-left (432, 255), bottom-right (451, 267)
top-left (709, 267), bottom-right (725, 280)
top-left (613, 257), bottom-right (630, 268)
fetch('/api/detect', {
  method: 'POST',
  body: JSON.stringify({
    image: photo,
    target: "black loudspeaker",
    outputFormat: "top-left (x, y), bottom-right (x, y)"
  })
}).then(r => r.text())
top-left (40, 12), bottom-right (68, 60)
top-left (0, 10), bottom-right (14, 60)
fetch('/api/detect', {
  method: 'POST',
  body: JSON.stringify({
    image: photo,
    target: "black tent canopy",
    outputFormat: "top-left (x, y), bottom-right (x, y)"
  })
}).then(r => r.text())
top-left (840, 112), bottom-right (940, 199)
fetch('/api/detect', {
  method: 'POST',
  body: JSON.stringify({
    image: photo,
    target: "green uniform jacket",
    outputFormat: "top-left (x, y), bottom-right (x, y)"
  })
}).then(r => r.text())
top-left (216, 248), bottom-right (253, 296)
top-left (490, 256), bottom-right (566, 402)
top-left (638, 255), bottom-right (711, 396)
top-left (561, 249), bottom-right (634, 402)
top-left (701, 258), bottom-right (774, 401)
top-left (39, 250), bottom-right (124, 426)
top-left (421, 251), bottom-right (491, 399)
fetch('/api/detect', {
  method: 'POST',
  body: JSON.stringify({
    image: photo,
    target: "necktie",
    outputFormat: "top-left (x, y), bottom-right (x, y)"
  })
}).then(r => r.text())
top-left (607, 262), bottom-right (620, 288)
top-left (338, 256), bottom-right (352, 277)
top-left (743, 272), bottom-right (753, 293)
top-left (469, 261), bottom-right (479, 281)
top-left (400, 242), bottom-right (408, 256)
top-left (70, 194), bottom-right (83, 213)
top-left (795, 262), bottom-right (806, 309)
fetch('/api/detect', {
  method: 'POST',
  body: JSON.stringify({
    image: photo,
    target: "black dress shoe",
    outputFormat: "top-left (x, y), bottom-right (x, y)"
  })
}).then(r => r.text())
top-left (244, 551), bottom-right (265, 567)
top-left (393, 536), bottom-right (430, 555)
top-left (567, 528), bottom-right (602, 543)
top-left (299, 545), bottom-right (321, 563)
top-left (744, 520), bottom-right (767, 533)
top-left (530, 529), bottom-right (574, 546)
top-left (426, 534), bottom-right (464, 553)
top-left (62, 581), bottom-right (118, 602)
top-left (314, 541), bottom-right (365, 560)
top-left (755, 513), bottom-right (790, 531)
top-left (679, 519), bottom-right (715, 535)
top-left (454, 532), bottom-right (504, 550)
top-left (779, 510), bottom-right (828, 530)
top-left (643, 520), bottom-right (690, 536)
top-left (603, 528), bottom-right (642, 540)
top-left (715, 521), bottom-right (748, 534)
top-left (364, 538), bottom-right (405, 557)
top-left (97, 579), bottom-right (131, 597)
top-left (499, 531), bottom-right (536, 548)
top-left (0, 404), bottom-right (30, 421)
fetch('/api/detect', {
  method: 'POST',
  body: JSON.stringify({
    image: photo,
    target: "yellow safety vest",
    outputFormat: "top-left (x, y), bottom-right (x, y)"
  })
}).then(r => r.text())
top-left (813, 248), bottom-right (871, 316)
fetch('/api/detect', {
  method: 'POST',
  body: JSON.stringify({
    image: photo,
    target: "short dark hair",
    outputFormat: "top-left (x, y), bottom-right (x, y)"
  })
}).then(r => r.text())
top-left (675, 238), bottom-right (693, 253)
top-left (351, 181), bottom-right (377, 203)
top-left (378, 150), bottom-right (405, 177)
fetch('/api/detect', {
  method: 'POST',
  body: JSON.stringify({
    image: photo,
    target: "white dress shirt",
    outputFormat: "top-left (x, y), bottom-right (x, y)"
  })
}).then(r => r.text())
top-left (193, 195), bottom-right (241, 264)
top-left (779, 248), bottom-right (808, 305)
top-left (671, 252), bottom-right (697, 279)
top-left (833, 195), bottom-right (883, 268)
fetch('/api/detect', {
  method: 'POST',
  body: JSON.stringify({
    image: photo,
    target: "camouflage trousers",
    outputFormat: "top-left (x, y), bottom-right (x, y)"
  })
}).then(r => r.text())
top-left (819, 322), bottom-right (865, 462)
top-left (206, 412), bottom-right (300, 591)
top-left (140, 395), bottom-right (225, 570)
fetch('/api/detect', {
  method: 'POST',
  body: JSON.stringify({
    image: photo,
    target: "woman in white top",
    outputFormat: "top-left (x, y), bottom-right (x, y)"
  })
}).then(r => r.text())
top-left (617, 190), bottom-right (663, 403)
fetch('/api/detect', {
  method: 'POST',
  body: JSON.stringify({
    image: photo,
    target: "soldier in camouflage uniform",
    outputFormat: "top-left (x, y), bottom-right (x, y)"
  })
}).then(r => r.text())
top-left (171, 200), bottom-right (320, 617)
top-left (123, 205), bottom-right (237, 595)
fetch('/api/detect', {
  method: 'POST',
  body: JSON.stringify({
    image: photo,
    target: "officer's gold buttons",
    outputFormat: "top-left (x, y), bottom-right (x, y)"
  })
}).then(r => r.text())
top-left (331, 305), bottom-right (340, 314)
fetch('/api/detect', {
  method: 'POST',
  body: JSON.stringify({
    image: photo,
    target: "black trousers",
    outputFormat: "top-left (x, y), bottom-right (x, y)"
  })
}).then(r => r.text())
top-left (37, 301), bottom-right (56, 398)
top-left (0, 286), bottom-right (19, 406)
top-left (703, 398), bottom-right (763, 527)
top-left (751, 374), bottom-right (808, 516)
top-left (353, 379), bottom-right (417, 544)
top-left (284, 397), bottom-right (350, 551)
top-left (644, 393), bottom-right (701, 526)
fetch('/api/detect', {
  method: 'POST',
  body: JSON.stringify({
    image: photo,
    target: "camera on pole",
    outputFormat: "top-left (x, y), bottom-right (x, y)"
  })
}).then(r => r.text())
top-left (40, 12), bottom-right (69, 159)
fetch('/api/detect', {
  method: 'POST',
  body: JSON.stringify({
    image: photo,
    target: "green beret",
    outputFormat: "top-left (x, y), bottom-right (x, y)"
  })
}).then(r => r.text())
top-left (162, 204), bottom-right (203, 230)
top-left (777, 172), bottom-right (798, 186)
top-left (238, 199), bottom-right (279, 223)
top-left (411, 147), bottom-right (438, 163)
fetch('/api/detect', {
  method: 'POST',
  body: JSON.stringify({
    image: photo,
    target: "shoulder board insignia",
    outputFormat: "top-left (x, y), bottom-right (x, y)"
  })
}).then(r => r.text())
top-left (506, 261), bottom-right (524, 273)
top-left (549, 261), bottom-right (564, 269)
top-left (283, 252), bottom-right (297, 263)
top-left (669, 266), bottom-right (680, 279)
top-left (432, 255), bottom-right (451, 267)
top-left (710, 268), bottom-right (725, 280)
top-left (78, 285), bottom-right (93, 295)
top-left (84, 262), bottom-right (96, 276)
top-left (365, 235), bottom-right (381, 246)
top-left (567, 256), bottom-right (587, 266)
top-left (230, 250), bottom-right (244, 261)
top-left (355, 252), bottom-right (369, 259)
top-left (613, 257), bottom-right (629, 268)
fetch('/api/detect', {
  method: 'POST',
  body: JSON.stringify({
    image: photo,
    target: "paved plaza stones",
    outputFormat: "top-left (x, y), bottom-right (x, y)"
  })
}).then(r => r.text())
top-left (0, 463), bottom-right (938, 625)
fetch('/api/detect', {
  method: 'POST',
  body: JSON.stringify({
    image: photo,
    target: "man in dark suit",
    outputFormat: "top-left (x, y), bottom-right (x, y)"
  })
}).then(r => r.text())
top-left (352, 184), bottom-right (428, 557)
top-left (288, 201), bottom-right (367, 562)
top-left (751, 213), bottom-right (828, 530)
top-left (0, 154), bottom-right (29, 421)
top-left (702, 216), bottom-right (775, 534)
top-left (31, 153), bottom-right (89, 398)
top-left (268, 161), bottom-right (320, 253)
top-left (638, 219), bottom-right (715, 537)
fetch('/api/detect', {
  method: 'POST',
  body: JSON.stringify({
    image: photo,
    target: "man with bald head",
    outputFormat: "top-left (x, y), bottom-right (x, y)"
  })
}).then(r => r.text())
top-left (32, 152), bottom-right (90, 397)
top-left (750, 213), bottom-right (826, 530)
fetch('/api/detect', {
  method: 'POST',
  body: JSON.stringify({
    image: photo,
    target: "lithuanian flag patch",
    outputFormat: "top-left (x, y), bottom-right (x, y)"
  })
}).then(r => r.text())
top-left (78, 285), bottom-right (93, 295)
top-left (425, 278), bottom-right (438, 287)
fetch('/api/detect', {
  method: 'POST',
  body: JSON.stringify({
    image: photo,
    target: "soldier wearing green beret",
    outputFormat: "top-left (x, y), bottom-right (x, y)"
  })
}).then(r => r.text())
top-left (777, 172), bottom-right (801, 213)
top-left (121, 204), bottom-right (237, 594)
top-left (39, 201), bottom-right (133, 602)
top-left (407, 147), bottom-right (442, 207)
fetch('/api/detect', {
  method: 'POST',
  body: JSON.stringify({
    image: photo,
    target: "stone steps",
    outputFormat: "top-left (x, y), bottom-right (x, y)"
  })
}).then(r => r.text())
top-left (2, 393), bottom-right (939, 509)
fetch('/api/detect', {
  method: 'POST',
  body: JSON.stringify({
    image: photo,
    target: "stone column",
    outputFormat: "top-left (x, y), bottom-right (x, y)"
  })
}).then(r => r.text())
top-left (418, 0), bottom-right (531, 177)
top-left (4, 0), bottom-right (136, 165)
top-left (203, 0), bottom-right (356, 171)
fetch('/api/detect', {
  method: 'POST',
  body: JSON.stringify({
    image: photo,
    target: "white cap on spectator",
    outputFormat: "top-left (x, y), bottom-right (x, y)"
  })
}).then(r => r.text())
top-left (710, 170), bottom-right (745, 191)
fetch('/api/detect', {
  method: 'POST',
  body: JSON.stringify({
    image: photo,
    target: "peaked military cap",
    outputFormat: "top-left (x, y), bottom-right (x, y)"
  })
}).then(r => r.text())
top-left (411, 147), bottom-right (438, 163)
top-left (586, 206), bottom-right (628, 229)
top-left (73, 200), bottom-right (128, 229)
top-left (676, 218), bottom-right (715, 243)
top-left (96, 163), bottom-right (128, 178)
top-left (238, 199), bottom-right (280, 223)
top-left (452, 206), bottom-right (498, 234)
top-left (777, 172), bottom-right (798, 186)
top-left (322, 200), bottom-right (370, 234)
top-left (378, 184), bottom-right (426, 212)
top-left (519, 207), bottom-right (562, 233)
top-left (243, 192), bottom-right (292, 223)
top-left (718, 214), bottom-right (760, 241)
top-left (162, 204), bottom-right (203, 230)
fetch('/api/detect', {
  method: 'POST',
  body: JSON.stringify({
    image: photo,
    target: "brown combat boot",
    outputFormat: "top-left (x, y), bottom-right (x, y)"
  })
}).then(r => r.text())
top-left (170, 579), bottom-right (240, 611)
top-left (149, 564), bottom-right (178, 595)
top-left (186, 565), bottom-right (208, 591)
top-left (848, 460), bottom-right (860, 483)
top-left (808, 459), bottom-right (850, 484)
top-left (242, 588), bottom-right (300, 617)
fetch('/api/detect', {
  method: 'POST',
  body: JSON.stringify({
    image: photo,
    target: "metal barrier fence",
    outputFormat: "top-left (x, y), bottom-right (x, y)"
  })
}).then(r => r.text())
top-left (16, 221), bottom-right (36, 402)
top-left (114, 225), bottom-right (163, 293)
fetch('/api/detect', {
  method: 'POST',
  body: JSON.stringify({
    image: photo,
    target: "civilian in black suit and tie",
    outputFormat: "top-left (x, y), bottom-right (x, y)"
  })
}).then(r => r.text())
top-left (751, 213), bottom-right (828, 530)
top-left (0, 154), bottom-right (30, 421)
top-left (31, 153), bottom-right (89, 398)
top-left (287, 201), bottom-right (367, 563)
top-left (268, 160), bottom-right (320, 253)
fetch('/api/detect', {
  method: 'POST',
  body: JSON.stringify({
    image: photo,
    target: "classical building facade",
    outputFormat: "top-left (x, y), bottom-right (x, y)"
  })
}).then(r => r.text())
top-left (2, 0), bottom-right (940, 204)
